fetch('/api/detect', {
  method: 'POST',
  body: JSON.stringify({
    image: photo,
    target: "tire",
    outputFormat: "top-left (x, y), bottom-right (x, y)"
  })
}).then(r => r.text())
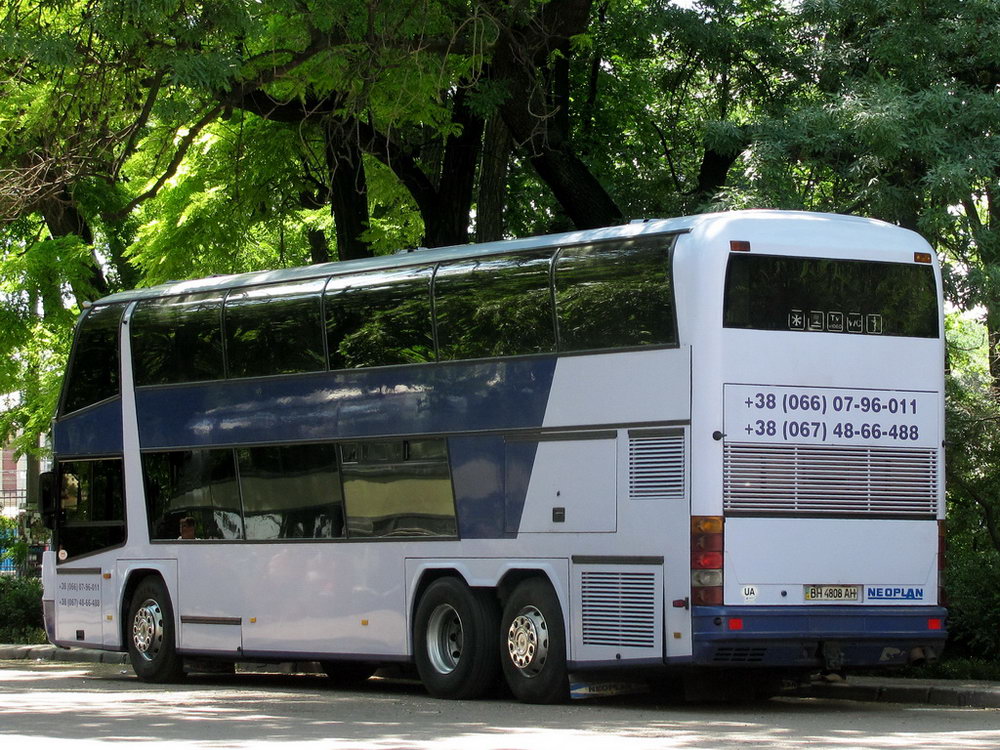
top-left (500, 578), bottom-right (568, 704)
top-left (126, 577), bottom-right (185, 683)
top-left (413, 577), bottom-right (500, 699)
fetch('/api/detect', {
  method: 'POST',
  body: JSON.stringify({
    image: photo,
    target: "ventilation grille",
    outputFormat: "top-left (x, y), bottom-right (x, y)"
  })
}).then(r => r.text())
top-left (581, 571), bottom-right (657, 648)
top-left (724, 443), bottom-right (938, 516)
top-left (629, 433), bottom-right (685, 499)
top-left (713, 646), bottom-right (767, 664)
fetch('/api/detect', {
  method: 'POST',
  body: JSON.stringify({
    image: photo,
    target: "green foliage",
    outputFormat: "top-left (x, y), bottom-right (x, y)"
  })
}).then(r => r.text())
top-left (943, 312), bottom-right (1000, 660)
top-left (0, 574), bottom-right (45, 644)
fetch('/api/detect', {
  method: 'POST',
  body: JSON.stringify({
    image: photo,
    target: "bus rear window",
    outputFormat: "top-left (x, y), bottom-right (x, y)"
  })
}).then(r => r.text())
top-left (723, 255), bottom-right (939, 338)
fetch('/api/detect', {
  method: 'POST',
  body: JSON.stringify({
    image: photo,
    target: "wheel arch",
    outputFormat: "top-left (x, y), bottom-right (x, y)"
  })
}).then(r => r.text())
top-left (118, 565), bottom-right (177, 648)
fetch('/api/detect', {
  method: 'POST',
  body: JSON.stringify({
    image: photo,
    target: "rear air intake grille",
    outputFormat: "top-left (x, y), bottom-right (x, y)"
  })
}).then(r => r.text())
top-left (629, 433), bottom-right (685, 499)
top-left (723, 443), bottom-right (938, 516)
top-left (581, 571), bottom-right (657, 648)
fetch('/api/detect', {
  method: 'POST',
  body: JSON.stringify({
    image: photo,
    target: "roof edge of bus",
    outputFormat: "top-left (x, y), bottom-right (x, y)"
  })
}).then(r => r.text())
top-left (90, 210), bottom-right (900, 306)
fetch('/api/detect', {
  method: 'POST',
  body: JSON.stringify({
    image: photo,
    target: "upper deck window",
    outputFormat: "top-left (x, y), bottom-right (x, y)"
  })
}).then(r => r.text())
top-left (723, 255), bottom-right (939, 338)
top-left (132, 292), bottom-right (225, 386)
top-left (554, 237), bottom-right (677, 351)
top-left (325, 266), bottom-right (435, 369)
top-left (434, 252), bottom-right (556, 360)
top-left (225, 279), bottom-right (326, 378)
top-left (61, 303), bottom-right (125, 415)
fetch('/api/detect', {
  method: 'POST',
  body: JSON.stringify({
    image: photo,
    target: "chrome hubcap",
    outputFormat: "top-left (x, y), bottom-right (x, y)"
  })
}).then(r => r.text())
top-left (426, 603), bottom-right (463, 674)
top-left (132, 598), bottom-right (163, 662)
top-left (507, 605), bottom-right (548, 676)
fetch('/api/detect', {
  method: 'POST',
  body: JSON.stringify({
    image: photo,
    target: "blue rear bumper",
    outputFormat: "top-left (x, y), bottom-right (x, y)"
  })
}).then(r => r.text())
top-left (691, 605), bottom-right (947, 668)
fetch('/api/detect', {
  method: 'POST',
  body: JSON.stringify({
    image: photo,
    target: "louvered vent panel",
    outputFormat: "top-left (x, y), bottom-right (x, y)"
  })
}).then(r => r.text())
top-left (629, 433), bottom-right (685, 499)
top-left (580, 571), bottom-right (657, 648)
top-left (724, 443), bottom-right (938, 516)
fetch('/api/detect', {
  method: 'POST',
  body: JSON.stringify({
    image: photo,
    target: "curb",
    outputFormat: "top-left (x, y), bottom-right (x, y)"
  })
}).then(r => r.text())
top-left (0, 644), bottom-right (129, 665)
top-left (794, 676), bottom-right (1000, 709)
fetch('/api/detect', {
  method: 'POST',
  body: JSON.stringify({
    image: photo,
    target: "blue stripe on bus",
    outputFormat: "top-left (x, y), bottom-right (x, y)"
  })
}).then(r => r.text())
top-left (134, 358), bottom-right (558, 450)
top-left (53, 399), bottom-right (124, 456)
top-left (448, 435), bottom-right (540, 539)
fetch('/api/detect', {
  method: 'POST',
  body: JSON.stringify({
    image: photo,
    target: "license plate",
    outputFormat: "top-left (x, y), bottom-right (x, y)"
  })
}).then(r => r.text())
top-left (804, 585), bottom-right (860, 601)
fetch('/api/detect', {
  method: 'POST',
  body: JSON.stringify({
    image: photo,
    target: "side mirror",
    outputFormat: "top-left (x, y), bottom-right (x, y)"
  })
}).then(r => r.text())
top-left (39, 471), bottom-right (56, 528)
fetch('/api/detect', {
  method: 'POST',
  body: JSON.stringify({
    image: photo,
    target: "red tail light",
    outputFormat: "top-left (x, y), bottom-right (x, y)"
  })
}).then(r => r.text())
top-left (693, 551), bottom-right (724, 569)
top-left (691, 516), bottom-right (724, 606)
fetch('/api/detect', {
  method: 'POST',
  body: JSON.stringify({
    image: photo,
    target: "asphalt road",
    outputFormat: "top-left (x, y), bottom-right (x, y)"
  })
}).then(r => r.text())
top-left (1, 660), bottom-right (998, 749)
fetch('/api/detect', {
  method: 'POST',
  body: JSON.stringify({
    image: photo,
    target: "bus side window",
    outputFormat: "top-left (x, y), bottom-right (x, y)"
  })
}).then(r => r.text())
top-left (60, 304), bottom-right (126, 415)
top-left (142, 449), bottom-right (244, 540)
top-left (554, 238), bottom-right (677, 352)
top-left (434, 252), bottom-right (556, 361)
top-left (224, 279), bottom-right (326, 378)
top-left (325, 266), bottom-right (435, 370)
top-left (341, 439), bottom-right (456, 538)
top-left (131, 293), bottom-right (225, 386)
top-left (56, 459), bottom-right (126, 560)
top-left (237, 443), bottom-right (345, 540)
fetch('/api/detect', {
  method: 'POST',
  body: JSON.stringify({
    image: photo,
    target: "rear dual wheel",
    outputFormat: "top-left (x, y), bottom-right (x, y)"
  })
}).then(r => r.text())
top-left (500, 578), bottom-right (568, 704)
top-left (413, 577), bottom-right (500, 700)
top-left (413, 575), bottom-right (569, 704)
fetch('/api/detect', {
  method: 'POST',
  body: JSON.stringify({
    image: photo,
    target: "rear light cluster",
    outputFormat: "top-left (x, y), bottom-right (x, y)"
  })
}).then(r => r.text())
top-left (691, 515), bottom-right (724, 605)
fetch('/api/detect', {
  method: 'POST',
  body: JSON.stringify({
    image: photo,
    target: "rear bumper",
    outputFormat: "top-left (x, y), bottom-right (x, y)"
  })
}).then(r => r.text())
top-left (692, 605), bottom-right (947, 669)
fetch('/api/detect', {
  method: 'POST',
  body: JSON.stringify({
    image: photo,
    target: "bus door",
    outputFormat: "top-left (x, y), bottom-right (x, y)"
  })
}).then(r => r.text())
top-left (49, 459), bottom-right (127, 647)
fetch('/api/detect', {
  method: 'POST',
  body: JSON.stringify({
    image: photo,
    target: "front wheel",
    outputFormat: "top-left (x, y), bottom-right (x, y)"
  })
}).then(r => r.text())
top-left (127, 577), bottom-right (184, 683)
top-left (500, 578), bottom-right (568, 704)
top-left (413, 577), bottom-right (499, 699)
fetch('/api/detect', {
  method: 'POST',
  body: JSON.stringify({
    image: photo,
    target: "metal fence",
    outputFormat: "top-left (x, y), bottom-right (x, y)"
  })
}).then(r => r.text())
top-left (1, 489), bottom-right (25, 514)
top-left (1, 490), bottom-right (30, 575)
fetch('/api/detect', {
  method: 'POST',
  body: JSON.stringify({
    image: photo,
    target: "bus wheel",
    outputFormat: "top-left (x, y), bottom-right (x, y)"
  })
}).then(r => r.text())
top-left (127, 577), bottom-right (184, 683)
top-left (500, 578), bottom-right (568, 704)
top-left (413, 577), bottom-right (499, 699)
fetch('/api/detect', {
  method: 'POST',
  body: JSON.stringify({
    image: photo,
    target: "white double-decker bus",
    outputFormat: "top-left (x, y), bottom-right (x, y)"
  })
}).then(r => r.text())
top-left (40, 210), bottom-right (946, 702)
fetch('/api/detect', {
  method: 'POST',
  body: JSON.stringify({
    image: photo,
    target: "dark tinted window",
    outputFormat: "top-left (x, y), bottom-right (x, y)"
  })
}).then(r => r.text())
top-left (61, 304), bottom-right (125, 415)
top-left (237, 443), bottom-right (344, 540)
top-left (225, 279), bottom-right (326, 378)
top-left (341, 439), bottom-right (456, 538)
top-left (131, 292), bottom-right (224, 386)
top-left (554, 238), bottom-right (677, 351)
top-left (143, 449), bottom-right (243, 540)
top-left (56, 459), bottom-right (125, 560)
top-left (434, 252), bottom-right (555, 360)
top-left (723, 255), bottom-right (940, 338)
top-left (325, 267), bottom-right (434, 369)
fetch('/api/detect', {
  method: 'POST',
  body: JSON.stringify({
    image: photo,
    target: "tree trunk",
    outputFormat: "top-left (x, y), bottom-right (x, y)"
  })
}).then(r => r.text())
top-left (38, 188), bottom-right (109, 302)
top-left (477, 114), bottom-right (512, 243)
top-left (490, 0), bottom-right (623, 230)
top-left (307, 228), bottom-right (331, 265)
top-left (326, 120), bottom-right (372, 261)
top-left (422, 90), bottom-right (485, 248)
